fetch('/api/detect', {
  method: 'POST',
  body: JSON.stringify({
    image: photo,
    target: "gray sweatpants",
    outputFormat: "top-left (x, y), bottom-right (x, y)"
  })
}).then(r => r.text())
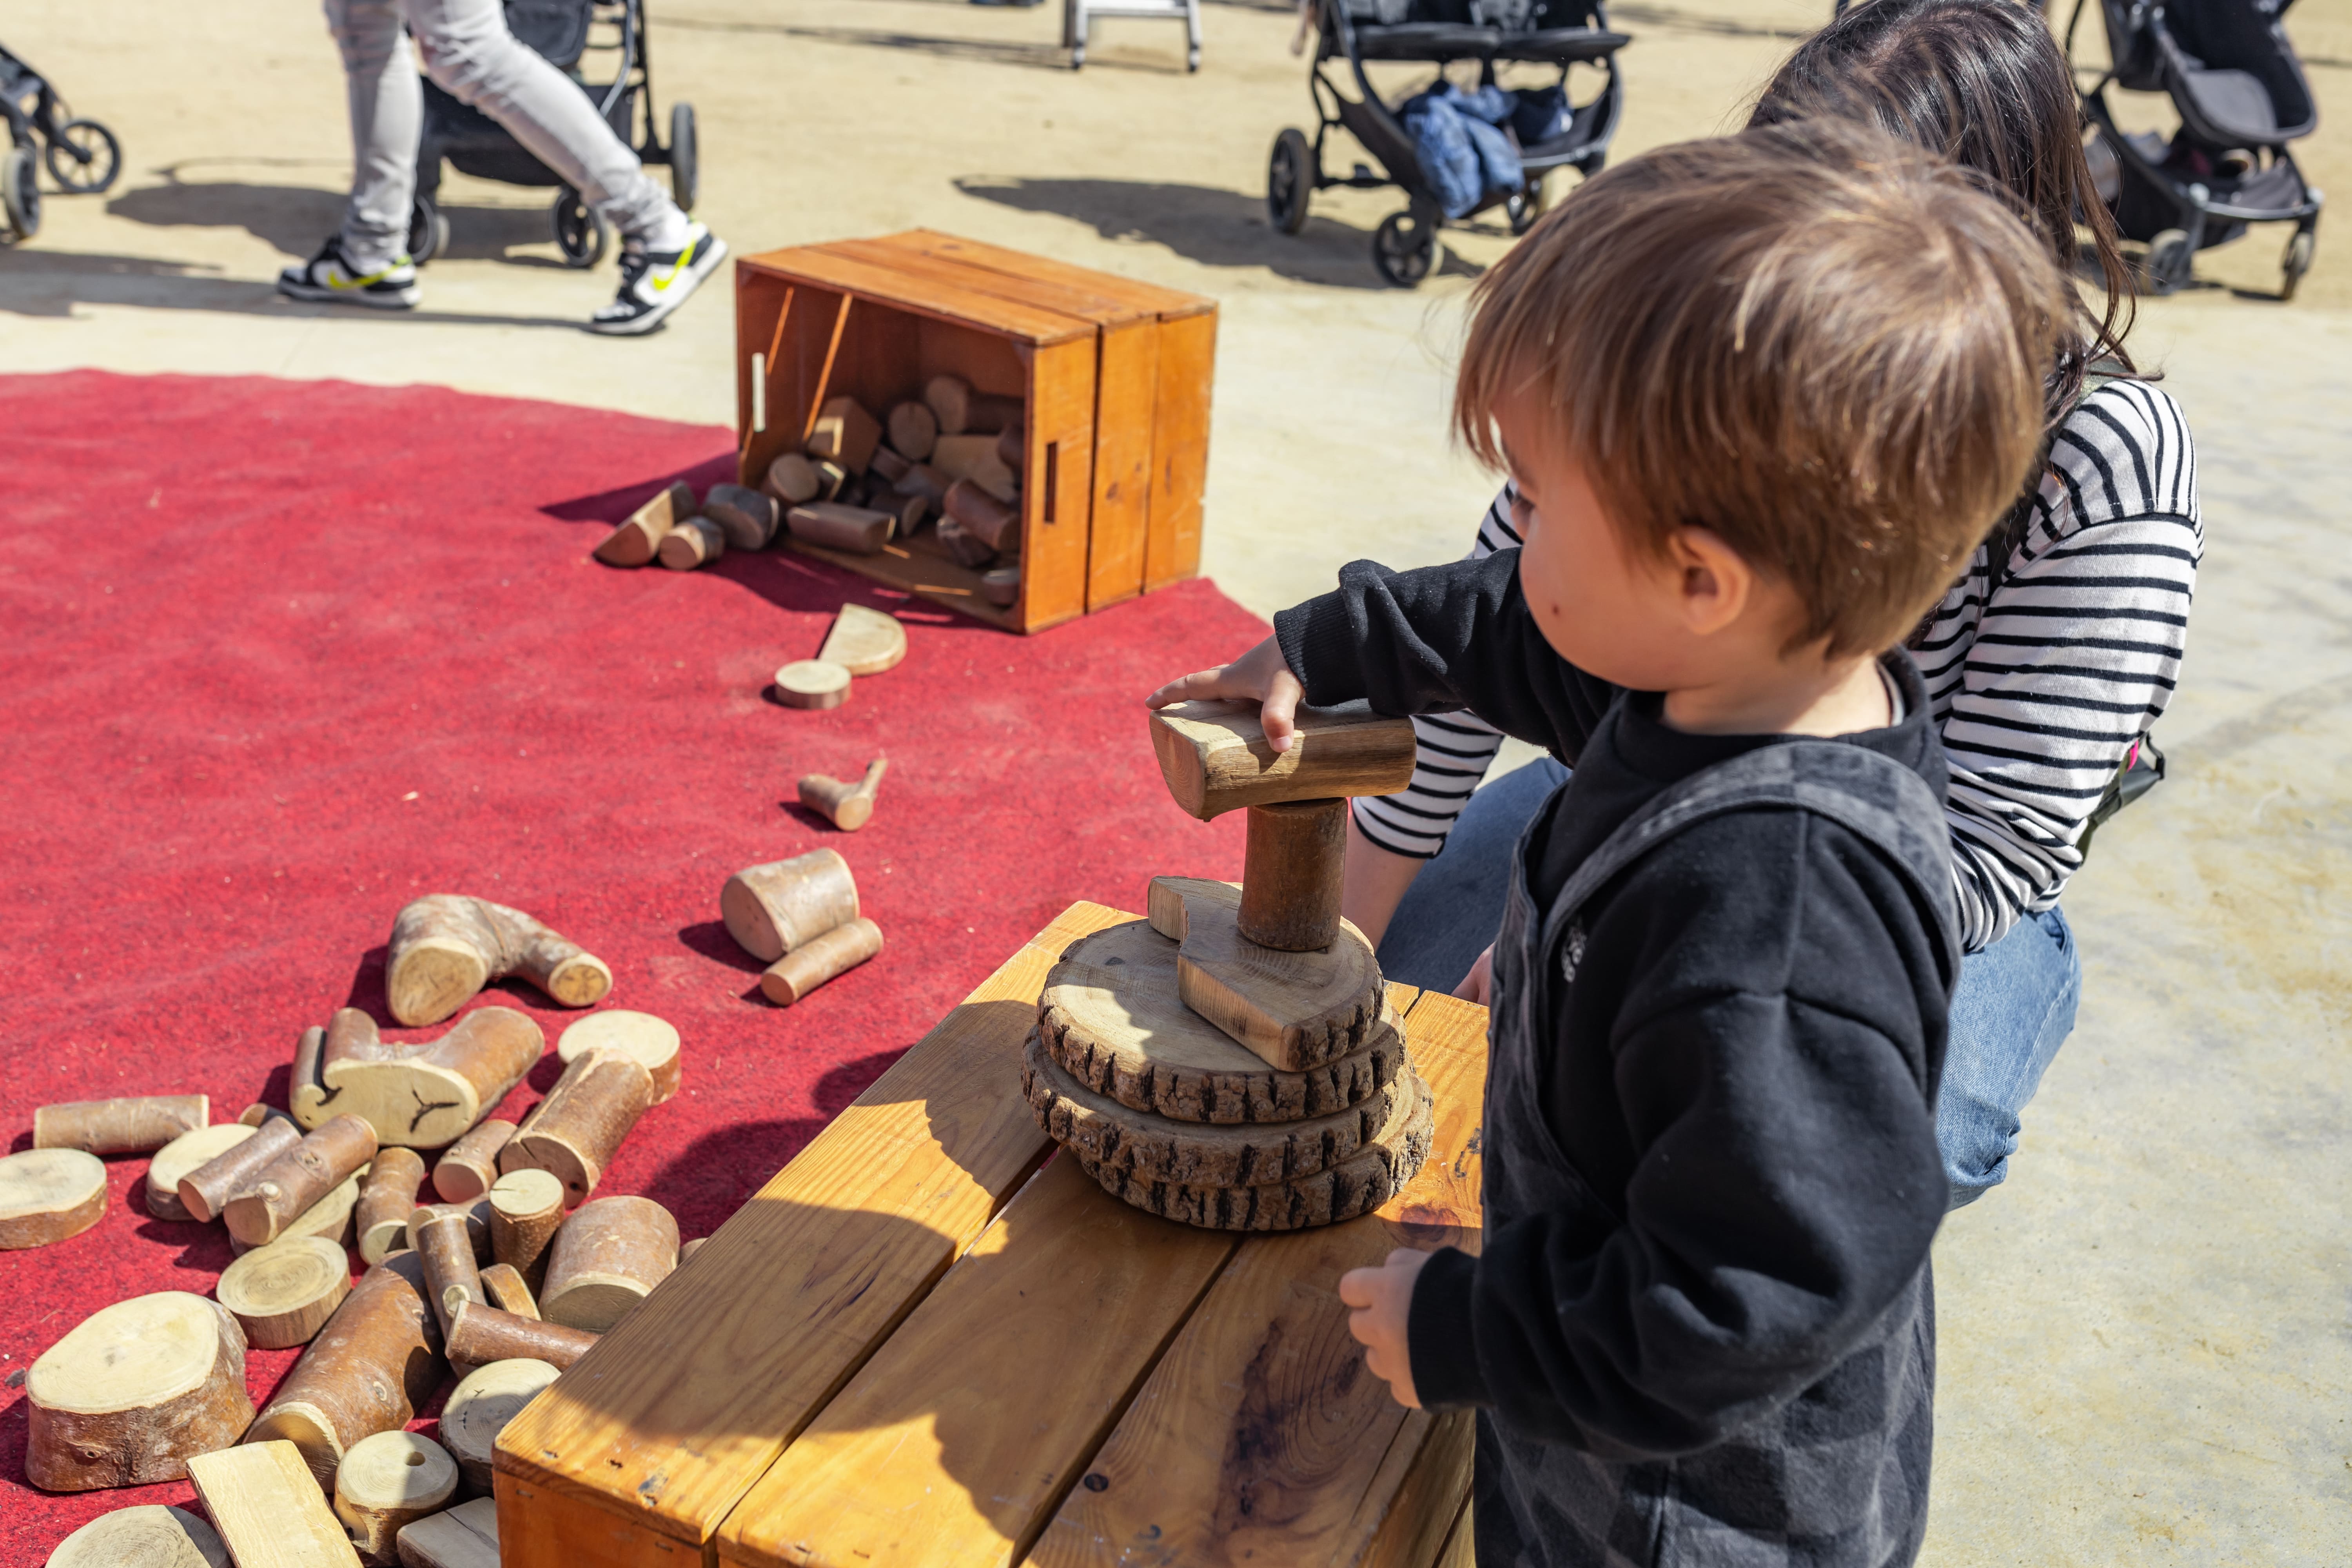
top-left (324, 0), bottom-right (686, 271)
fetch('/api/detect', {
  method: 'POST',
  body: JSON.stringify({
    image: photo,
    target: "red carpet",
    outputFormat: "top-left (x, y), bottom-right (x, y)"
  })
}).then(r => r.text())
top-left (0, 370), bottom-right (1267, 1555)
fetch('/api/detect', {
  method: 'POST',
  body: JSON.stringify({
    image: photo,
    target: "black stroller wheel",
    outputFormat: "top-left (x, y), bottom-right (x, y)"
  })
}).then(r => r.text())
top-left (1268, 128), bottom-right (1312, 236)
top-left (1505, 188), bottom-right (1538, 236)
top-left (2281, 228), bottom-right (2315, 303)
top-left (1373, 207), bottom-right (1437, 288)
top-left (408, 195), bottom-right (449, 267)
top-left (668, 104), bottom-right (699, 213)
top-left (554, 189), bottom-right (610, 269)
top-left (44, 119), bottom-right (120, 195)
top-left (2, 147), bottom-right (41, 243)
top-left (2141, 229), bottom-right (2194, 296)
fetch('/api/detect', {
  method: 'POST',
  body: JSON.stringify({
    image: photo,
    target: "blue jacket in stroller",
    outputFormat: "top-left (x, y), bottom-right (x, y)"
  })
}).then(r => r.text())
top-left (1402, 82), bottom-right (1520, 219)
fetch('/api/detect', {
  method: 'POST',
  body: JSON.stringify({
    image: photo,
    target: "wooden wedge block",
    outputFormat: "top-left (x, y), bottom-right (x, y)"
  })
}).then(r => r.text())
top-left (46, 1505), bottom-right (228, 1568)
top-left (657, 514), bottom-right (725, 571)
top-left (441, 1359), bottom-right (561, 1492)
top-left (247, 1254), bottom-right (443, 1487)
top-left (557, 1010), bottom-right (682, 1104)
top-left (35, 1094), bottom-right (207, 1156)
top-left (703, 482), bottom-right (779, 550)
top-left (217, 1235), bottom-right (352, 1349)
top-left (0, 1148), bottom-right (107, 1249)
top-left (394, 1496), bottom-right (499, 1568)
top-left (806, 395), bottom-right (882, 475)
top-left (187, 1441), bottom-right (363, 1568)
top-left (592, 481), bottom-right (695, 568)
top-left (489, 1167), bottom-right (566, 1289)
top-left (431, 1119), bottom-right (515, 1204)
top-left (1145, 877), bottom-right (1386, 1073)
top-left (786, 501), bottom-right (894, 555)
top-left (147, 1123), bottom-right (260, 1222)
top-left (26, 1292), bottom-right (255, 1491)
top-left (178, 1118), bottom-right (300, 1225)
top-left (886, 399), bottom-right (938, 461)
top-left (501, 1047), bottom-right (654, 1209)
top-left (817, 602), bottom-right (906, 675)
top-left (293, 1004), bottom-right (545, 1147)
top-left (764, 452), bottom-right (823, 507)
top-left (759, 917), bottom-right (884, 1006)
top-left (335, 1430), bottom-right (458, 1565)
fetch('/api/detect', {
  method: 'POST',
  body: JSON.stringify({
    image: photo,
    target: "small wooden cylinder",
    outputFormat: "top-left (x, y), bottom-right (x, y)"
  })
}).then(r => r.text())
top-left (489, 1167), bottom-right (568, 1290)
top-left (440, 1358), bottom-right (562, 1492)
top-left (657, 514), bottom-right (724, 571)
top-left (540, 1194), bottom-right (679, 1333)
top-left (177, 1117), bottom-right (302, 1226)
top-left (355, 1147), bottom-right (427, 1265)
top-left (765, 452), bottom-right (823, 506)
top-left (333, 1429), bottom-right (458, 1565)
top-left (722, 849), bottom-right (859, 963)
top-left (245, 1253), bottom-right (442, 1486)
top-left (432, 1119), bottom-right (517, 1203)
top-left (1237, 797), bottom-right (1348, 952)
top-left (416, 1207), bottom-right (485, 1337)
top-left (887, 399), bottom-right (938, 461)
top-left (704, 482), bottom-right (779, 551)
top-left (446, 1300), bottom-right (599, 1372)
top-left (760, 917), bottom-right (884, 1007)
top-left (935, 516), bottom-right (997, 570)
top-left (34, 1095), bottom-right (208, 1156)
top-left (222, 1114), bottom-right (378, 1250)
top-left (405, 1194), bottom-right (491, 1260)
top-left (502, 1049), bottom-right (653, 1208)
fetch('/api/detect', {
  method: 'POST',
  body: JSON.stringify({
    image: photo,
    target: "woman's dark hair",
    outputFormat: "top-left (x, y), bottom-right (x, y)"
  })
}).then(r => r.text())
top-left (1749, 0), bottom-right (2137, 423)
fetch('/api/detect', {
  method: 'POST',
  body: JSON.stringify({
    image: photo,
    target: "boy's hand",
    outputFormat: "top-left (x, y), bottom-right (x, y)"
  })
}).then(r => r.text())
top-left (1144, 635), bottom-right (1309, 754)
top-left (1339, 1247), bottom-right (1432, 1409)
top-left (1454, 946), bottom-right (1495, 1007)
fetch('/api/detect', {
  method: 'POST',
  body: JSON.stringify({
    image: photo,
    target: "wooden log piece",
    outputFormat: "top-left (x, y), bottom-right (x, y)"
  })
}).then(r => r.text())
top-left (405, 1194), bottom-right (491, 1261)
top-left (26, 1293), bottom-right (252, 1491)
top-left (444, 1299), bottom-right (598, 1372)
top-left (929, 434), bottom-right (1017, 502)
top-left (431, 1118), bottom-right (516, 1203)
top-left (416, 1206), bottom-right (486, 1336)
top-left (722, 848), bottom-right (860, 962)
top-left (216, 1235), bottom-right (353, 1349)
top-left (387, 895), bottom-right (611, 1028)
top-left (45, 1505), bottom-right (229, 1568)
top-left (479, 1262), bottom-right (540, 1318)
top-left (678, 1236), bottom-right (705, 1263)
top-left (886, 399), bottom-right (938, 461)
top-left (539, 1194), bottom-right (678, 1333)
top-left (0, 1147), bottom-right (107, 1251)
top-left (806, 396), bottom-right (882, 475)
top-left (394, 1495), bottom-right (499, 1568)
top-left (238, 1102), bottom-right (286, 1127)
top-left (994, 420), bottom-right (1025, 471)
top-left (923, 374), bottom-right (1020, 436)
top-left (187, 1441), bottom-right (362, 1568)
top-left (1150, 697), bottom-right (1420, 820)
top-left (501, 1048), bottom-right (654, 1209)
top-left (439, 1359), bottom-right (561, 1493)
top-left (1238, 796), bottom-right (1348, 951)
top-left (979, 566), bottom-right (1022, 608)
top-left (356, 1146), bottom-right (428, 1264)
top-left (703, 482), bottom-right (779, 551)
top-left (785, 500), bottom-right (894, 555)
top-left (759, 917), bottom-right (885, 1007)
top-left (146, 1123), bottom-right (258, 1222)
top-left (591, 479), bottom-right (695, 568)
top-left (797, 757), bottom-right (888, 832)
top-left (34, 1094), bottom-right (207, 1156)
top-left (488, 1167), bottom-right (566, 1289)
top-left (869, 444), bottom-right (910, 484)
top-left (893, 461), bottom-right (949, 502)
top-left (223, 1113), bottom-right (377, 1250)
top-left (556, 1011), bottom-right (682, 1104)
top-left (245, 1253), bottom-right (443, 1487)
top-left (943, 476), bottom-right (1020, 552)
top-left (293, 1007), bottom-right (543, 1151)
top-left (655, 514), bottom-right (724, 571)
top-left (177, 1117), bottom-right (301, 1225)
top-left (764, 452), bottom-right (823, 507)
top-left (772, 657), bottom-right (852, 709)
top-left (816, 602), bottom-right (907, 676)
top-left (226, 1167), bottom-right (365, 1258)
top-left (892, 491), bottom-right (933, 537)
top-left (935, 515), bottom-right (997, 570)
top-left (1147, 876), bottom-right (1386, 1073)
top-left (334, 1430), bottom-right (459, 1566)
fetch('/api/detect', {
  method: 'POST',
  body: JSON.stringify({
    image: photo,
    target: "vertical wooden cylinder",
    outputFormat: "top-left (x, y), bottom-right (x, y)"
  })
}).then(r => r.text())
top-left (489, 1167), bottom-right (567, 1291)
top-left (415, 1208), bottom-right (485, 1337)
top-left (355, 1148), bottom-right (427, 1266)
top-left (1236, 798), bottom-right (1347, 952)
top-left (502, 1049), bottom-right (653, 1208)
top-left (539, 1195), bottom-right (679, 1334)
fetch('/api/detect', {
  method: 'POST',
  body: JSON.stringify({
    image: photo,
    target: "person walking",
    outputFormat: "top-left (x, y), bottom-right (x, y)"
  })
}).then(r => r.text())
top-left (278, 0), bottom-right (726, 336)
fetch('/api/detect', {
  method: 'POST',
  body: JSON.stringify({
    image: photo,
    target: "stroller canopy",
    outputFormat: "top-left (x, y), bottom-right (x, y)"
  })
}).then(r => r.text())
top-left (2103, 0), bottom-right (2317, 146)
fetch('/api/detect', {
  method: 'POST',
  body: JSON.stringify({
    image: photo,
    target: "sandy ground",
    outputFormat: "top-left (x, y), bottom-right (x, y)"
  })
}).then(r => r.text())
top-left (2, 0), bottom-right (2348, 1561)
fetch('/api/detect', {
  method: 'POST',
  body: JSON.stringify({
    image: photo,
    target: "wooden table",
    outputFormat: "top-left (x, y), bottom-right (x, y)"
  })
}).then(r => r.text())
top-left (495, 902), bottom-right (1487, 1568)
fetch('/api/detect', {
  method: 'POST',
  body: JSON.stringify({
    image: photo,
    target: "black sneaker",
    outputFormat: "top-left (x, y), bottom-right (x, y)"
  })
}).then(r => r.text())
top-left (276, 236), bottom-right (420, 309)
top-left (588, 223), bottom-right (729, 337)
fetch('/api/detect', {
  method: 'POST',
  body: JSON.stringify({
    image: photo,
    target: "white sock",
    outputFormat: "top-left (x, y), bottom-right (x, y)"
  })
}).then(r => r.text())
top-left (633, 204), bottom-right (694, 256)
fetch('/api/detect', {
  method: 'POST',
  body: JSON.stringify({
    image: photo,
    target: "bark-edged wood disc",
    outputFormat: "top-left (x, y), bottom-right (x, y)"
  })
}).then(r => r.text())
top-left (1067, 1067), bottom-right (1434, 1232)
top-left (146, 1123), bottom-right (259, 1222)
top-left (439, 1357), bottom-right (561, 1492)
top-left (817, 603), bottom-right (907, 676)
top-left (26, 1292), bottom-right (255, 1491)
top-left (216, 1235), bottom-right (353, 1349)
top-left (556, 1010), bottom-right (682, 1104)
top-left (773, 659), bottom-right (851, 710)
top-left (0, 1148), bottom-right (107, 1250)
top-left (45, 1504), bottom-right (230, 1568)
top-left (1037, 918), bottom-right (1403, 1124)
top-left (1023, 1030), bottom-right (1415, 1186)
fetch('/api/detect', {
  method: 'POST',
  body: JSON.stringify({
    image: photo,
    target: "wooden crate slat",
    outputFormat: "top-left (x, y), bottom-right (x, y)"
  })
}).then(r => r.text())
top-left (1084, 317), bottom-right (1160, 613)
top-left (886, 230), bottom-right (1218, 323)
top-left (716, 1156), bottom-right (1240, 1568)
top-left (1022, 336), bottom-right (1098, 631)
top-left (493, 903), bottom-right (1132, 1565)
top-left (823, 237), bottom-right (1156, 330)
top-left (740, 249), bottom-right (1095, 347)
top-left (1143, 309), bottom-right (1216, 594)
top-left (1022, 987), bottom-right (1488, 1568)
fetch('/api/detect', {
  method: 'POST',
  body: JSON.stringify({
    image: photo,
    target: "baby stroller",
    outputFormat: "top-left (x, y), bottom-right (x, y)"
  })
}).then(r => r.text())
top-left (409, 0), bottom-right (696, 270)
top-left (0, 41), bottom-right (122, 245)
top-left (1269, 0), bottom-right (1629, 286)
top-left (2065, 0), bottom-right (2322, 298)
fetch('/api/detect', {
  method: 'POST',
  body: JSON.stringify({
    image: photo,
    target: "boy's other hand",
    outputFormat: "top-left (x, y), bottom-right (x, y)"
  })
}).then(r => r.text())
top-left (1143, 635), bottom-right (1308, 753)
top-left (1454, 946), bottom-right (1495, 1007)
top-left (1339, 1247), bottom-right (1432, 1409)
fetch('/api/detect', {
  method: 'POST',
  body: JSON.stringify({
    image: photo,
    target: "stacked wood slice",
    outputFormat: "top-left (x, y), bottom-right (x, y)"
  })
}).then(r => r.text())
top-left (1024, 904), bottom-right (1434, 1232)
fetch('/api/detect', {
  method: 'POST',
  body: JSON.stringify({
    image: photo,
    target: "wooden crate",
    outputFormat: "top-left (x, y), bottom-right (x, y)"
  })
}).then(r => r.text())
top-left (496, 901), bottom-right (1488, 1568)
top-left (734, 232), bottom-right (1217, 635)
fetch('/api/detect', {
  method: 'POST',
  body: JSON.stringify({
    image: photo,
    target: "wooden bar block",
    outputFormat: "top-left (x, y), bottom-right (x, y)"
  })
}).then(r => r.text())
top-left (34, 1094), bottom-right (207, 1156)
top-left (539, 1194), bottom-right (679, 1333)
top-left (223, 1114), bottom-right (377, 1250)
top-left (178, 1117), bottom-right (301, 1225)
top-left (593, 481), bottom-right (695, 568)
top-left (502, 1047), bottom-right (654, 1209)
top-left (1151, 699), bottom-right (1419, 821)
top-left (357, 1147), bottom-right (428, 1264)
top-left (718, 1155), bottom-right (1238, 1568)
top-left (759, 917), bottom-right (884, 1006)
top-left (489, 1167), bottom-right (567, 1290)
top-left (433, 1120), bottom-right (517, 1204)
top-left (26, 1293), bottom-right (255, 1490)
top-left (147, 1123), bottom-right (259, 1223)
top-left (188, 1441), bottom-right (364, 1568)
top-left (492, 903), bottom-right (1130, 1568)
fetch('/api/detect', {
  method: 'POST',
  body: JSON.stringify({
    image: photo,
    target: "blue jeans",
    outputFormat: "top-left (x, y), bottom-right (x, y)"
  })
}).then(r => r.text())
top-left (1376, 758), bottom-right (2082, 1210)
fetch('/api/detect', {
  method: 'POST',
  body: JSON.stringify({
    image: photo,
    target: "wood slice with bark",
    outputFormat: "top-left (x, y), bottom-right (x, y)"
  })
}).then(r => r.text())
top-left (501, 1048), bottom-right (653, 1208)
top-left (806, 396), bottom-right (882, 475)
top-left (245, 1253), bottom-right (444, 1487)
top-left (45, 1505), bottom-right (229, 1568)
top-left (438, 1359), bottom-right (561, 1493)
top-left (785, 501), bottom-right (894, 555)
top-left (478, 1262), bottom-right (540, 1318)
top-left (34, 1095), bottom-right (207, 1156)
top-left (797, 757), bottom-right (887, 833)
top-left (703, 482), bottom-right (779, 551)
top-left (656, 514), bottom-right (725, 571)
top-left (722, 848), bottom-right (858, 962)
top-left (146, 1123), bottom-right (258, 1223)
top-left (394, 1495), bottom-right (499, 1568)
top-left (539, 1194), bottom-right (677, 1333)
top-left (592, 480), bottom-right (694, 568)
top-left (816, 602), bottom-right (906, 676)
top-left (176, 1118), bottom-right (300, 1225)
top-left (186, 1441), bottom-right (362, 1568)
top-left (1071, 1067), bottom-right (1434, 1232)
top-left (415, 1205), bottom-right (486, 1336)
top-left (430, 1118), bottom-right (516, 1203)
top-left (223, 1114), bottom-right (377, 1250)
top-left (216, 1235), bottom-right (353, 1349)
top-left (487, 1167), bottom-right (566, 1289)
top-left (292, 1006), bottom-right (544, 1149)
top-left (772, 658), bottom-right (852, 710)
top-left (444, 1300), bottom-right (597, 1372)
top-left (356, 1147), bottom-right (428, 1264)
top-left (759, 917), bottom-right (884, 1006)
top-left (1145, 877), bottom-right (1385, 1073)
top-left (25, 1292), bottom-right (254, 1490)
top-left (0, 1147), bottom-right (107, 1249)
top-left (334, 1430), bottom-right (459, 1565)
top-left (387, 896), bottom-right (611, 1028)
top-left (556, 1011), bottom-right (682, 1104)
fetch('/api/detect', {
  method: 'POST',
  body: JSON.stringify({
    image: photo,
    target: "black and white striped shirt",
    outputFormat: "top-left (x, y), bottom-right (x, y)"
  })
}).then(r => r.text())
top-left (1350, 379), bottom-right (2201, 953)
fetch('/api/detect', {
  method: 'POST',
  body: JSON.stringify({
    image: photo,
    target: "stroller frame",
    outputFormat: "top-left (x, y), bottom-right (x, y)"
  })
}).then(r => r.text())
top-left (1269, 0), bottom-right (1628, 286)
top-left (0, 40), bottom-right (122, 244)
top-left (409, 0), bottom-right (696, 271)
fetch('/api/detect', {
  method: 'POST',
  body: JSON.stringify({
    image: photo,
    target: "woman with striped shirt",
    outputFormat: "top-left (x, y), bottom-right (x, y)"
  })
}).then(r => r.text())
top-left (1345, 0), bottom-right (2201, 1209)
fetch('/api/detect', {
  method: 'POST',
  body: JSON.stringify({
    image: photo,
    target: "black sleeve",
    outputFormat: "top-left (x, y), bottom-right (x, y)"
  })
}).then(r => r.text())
top-left (1271, 555), bottom-right (1621, 764)
top-left (1407, 813), bottom-right (1949, 1457)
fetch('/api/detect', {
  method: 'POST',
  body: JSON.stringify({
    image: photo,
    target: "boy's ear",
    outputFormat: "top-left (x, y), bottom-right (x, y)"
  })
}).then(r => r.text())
top-left (1667, 526), bottom-right (1754, 638)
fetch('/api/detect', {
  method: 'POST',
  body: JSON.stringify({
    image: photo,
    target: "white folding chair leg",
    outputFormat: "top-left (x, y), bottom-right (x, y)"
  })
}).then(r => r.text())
top-left (1185, 0), bottom-right (1201, 71)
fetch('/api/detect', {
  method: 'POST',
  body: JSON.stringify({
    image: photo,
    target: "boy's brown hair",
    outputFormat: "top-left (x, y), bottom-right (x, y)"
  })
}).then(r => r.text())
top-left (1455, 118), bottom-right (2067, 657)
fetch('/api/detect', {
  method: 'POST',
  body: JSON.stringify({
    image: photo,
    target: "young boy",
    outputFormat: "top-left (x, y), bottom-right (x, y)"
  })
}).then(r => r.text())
top-left (1147, 120), bottom-right (2067, 1566)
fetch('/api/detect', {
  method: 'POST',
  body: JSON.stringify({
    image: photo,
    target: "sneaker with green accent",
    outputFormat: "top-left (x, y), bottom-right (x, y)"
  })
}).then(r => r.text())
top-left (589, 223), bottom-right (729, 337)
top-left (276, 237), bottom-right (420, 309)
